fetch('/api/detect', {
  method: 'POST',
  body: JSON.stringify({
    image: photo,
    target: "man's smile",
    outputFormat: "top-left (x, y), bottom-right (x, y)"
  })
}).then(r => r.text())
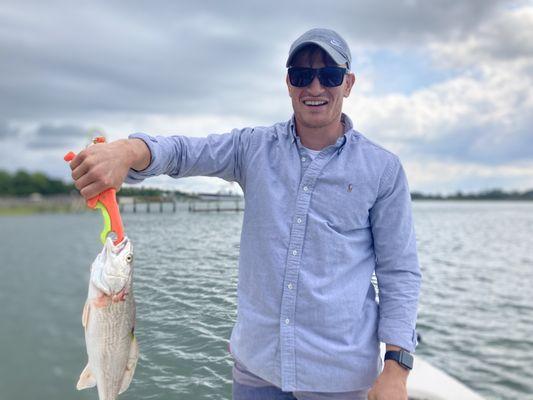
top-left (302, 98), bottom-right (329, 107)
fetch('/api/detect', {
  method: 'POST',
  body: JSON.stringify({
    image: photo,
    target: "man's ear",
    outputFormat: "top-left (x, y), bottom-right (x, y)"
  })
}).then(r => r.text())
top-left (343, 73), bottom-right (356, 98)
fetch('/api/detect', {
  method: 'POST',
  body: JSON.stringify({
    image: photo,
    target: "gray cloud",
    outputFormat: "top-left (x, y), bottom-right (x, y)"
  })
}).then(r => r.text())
top-left (1, 0), bottom-right (531, 193)
top-left (403, 112), bottom-right (533, 164)
top-left (0, 120), bottom-right (18, 138)
top-left (35, 124), bottom-right (86, 138)
top-left (26, 123), bottom-right (88, 148)
top-left (429, 5), bottom-right (533, 69)
top-left (0, 0), bottom-right (508, 120)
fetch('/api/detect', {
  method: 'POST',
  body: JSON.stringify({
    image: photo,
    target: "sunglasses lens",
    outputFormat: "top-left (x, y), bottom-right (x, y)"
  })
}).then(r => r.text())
top-left (289, 68), bottom-right (315, 87)
top-left (289, 67), bottom-right (346, 87)
top-left (318, 67), bottom-right (345, 87)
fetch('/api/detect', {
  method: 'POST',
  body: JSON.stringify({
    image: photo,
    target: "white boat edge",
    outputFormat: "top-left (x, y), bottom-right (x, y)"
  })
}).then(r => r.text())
top-left (380, 345), bottom-right (486, 400)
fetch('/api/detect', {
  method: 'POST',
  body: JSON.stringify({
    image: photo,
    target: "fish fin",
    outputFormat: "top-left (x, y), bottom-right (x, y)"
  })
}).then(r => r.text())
top-left (81, 302), bottom-right (90, 329)
top-left (76, 363), bottom-right (96, 390)
top-left (118, 335), bottom-right (139, 394)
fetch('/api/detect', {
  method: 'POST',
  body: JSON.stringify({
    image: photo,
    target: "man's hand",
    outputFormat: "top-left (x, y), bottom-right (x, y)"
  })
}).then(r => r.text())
top-left (69, 138), bottom-right (150, 200)
top-left (367, 360), bottom-right (409, 400)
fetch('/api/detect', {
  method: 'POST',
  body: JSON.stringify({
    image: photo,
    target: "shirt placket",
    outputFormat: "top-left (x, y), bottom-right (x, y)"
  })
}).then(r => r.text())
top-left (278, 144), bottom-right (337, 391)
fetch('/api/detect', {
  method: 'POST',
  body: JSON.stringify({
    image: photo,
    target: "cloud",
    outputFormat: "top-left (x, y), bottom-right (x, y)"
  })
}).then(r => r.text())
top-left (0, 0), bottom-right (531, 193)
top-left (0, 120), bottom-right (18, 138)
top-left (0, 0), bottom-right (508, 121)
top-left (25, 123), bottom-right (90, 148)
top-left (404, 159), bottom-right (533, 193)
top-left (347, 4), bottom-right (533, 167)
top-left (34, 124), bottom-right (87, 138)
top-left (429, 5), bottom-right (533, 68)
top-left (349, 69), bottom-right (533, 165)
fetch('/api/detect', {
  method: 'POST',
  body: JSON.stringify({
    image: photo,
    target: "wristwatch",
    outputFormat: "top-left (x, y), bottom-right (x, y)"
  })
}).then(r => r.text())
top-left (384, 350), bottom-right (414, 370)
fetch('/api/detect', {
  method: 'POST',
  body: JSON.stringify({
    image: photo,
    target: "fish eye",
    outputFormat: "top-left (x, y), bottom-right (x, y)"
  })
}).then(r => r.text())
top-left (126, 254), bottom-right (133, 263)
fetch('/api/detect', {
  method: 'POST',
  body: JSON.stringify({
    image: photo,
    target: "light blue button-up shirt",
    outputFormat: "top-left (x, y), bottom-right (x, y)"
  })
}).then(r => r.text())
top-left (126, 114), bottom-right (421, 392)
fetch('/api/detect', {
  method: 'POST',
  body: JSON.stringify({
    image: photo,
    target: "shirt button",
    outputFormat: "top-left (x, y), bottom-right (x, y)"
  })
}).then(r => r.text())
top-left (292, 250), bottom-right (298, 256)
top-left (288, 283), bottom-right (293, 289)
top-left (301, 156), bottom-right (306, 162)
top-left (303, 186), bottom-right (308, 191)
top-left (285, 318), bottom-right (290, 325)
top-left (296, 218), bottom-right (302, 224)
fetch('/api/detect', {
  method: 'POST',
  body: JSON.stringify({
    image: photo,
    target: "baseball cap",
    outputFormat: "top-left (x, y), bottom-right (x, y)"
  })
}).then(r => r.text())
top-left (286, 28), bottom-right (352, 70)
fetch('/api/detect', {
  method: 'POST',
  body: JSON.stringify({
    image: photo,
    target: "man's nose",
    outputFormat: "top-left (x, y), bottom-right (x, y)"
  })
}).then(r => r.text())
top-left (307, 75), bottom-right (325, 94)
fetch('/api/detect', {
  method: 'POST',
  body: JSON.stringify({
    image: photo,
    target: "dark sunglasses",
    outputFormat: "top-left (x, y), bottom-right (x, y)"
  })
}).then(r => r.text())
top-left (288, 66), bottom-right (347, 87)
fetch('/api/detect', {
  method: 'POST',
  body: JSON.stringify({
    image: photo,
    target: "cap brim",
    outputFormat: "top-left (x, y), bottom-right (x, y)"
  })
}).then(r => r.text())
top-left (286, 40), bottom-right (348, 68)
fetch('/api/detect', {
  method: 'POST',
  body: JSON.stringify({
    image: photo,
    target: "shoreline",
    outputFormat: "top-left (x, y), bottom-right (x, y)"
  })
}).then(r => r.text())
top-left (0, 205), bottom-right (74, 216)
top-left (1, 198), bottom-right (532, 216)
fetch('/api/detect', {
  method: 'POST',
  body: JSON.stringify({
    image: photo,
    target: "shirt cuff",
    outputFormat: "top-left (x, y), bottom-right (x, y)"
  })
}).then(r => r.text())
top-left (125, 133), bottom-right (159, 183)
top-left (378, 319), bottom-right (418, 353)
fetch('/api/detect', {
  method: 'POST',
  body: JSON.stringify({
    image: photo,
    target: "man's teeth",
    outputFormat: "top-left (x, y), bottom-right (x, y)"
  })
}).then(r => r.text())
top-left (304, 100), bottom-right (327, 106)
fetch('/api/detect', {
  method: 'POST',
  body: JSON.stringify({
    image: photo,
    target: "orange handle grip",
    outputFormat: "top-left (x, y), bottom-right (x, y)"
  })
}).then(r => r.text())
top-left (64, 139), bottom-right (125, 245)
top-left (89, 188), bottom-right (125, 245)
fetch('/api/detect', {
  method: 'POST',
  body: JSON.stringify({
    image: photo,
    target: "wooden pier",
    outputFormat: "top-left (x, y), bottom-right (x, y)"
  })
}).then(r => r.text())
top-left (188, 198), bottom-right (244, 212)
top-left (118, 196), bottom-right (180, 213)
top-left (188, 193), bottom-right (244, 212)
top-left (117, 195), bottom-right (244, 213)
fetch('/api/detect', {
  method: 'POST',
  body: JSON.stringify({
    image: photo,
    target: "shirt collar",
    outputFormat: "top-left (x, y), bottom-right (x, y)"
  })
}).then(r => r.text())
top-left (289, 113), bottom-right (353, 154)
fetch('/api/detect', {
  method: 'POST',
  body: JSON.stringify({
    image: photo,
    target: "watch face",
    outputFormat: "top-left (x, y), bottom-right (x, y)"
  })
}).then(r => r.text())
top-left (400, 351), bottom-right (414, 369)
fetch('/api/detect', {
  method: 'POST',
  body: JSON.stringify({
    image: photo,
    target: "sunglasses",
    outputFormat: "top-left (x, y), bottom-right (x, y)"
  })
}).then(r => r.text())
top-left (288, 66), bottom-right (347, 87)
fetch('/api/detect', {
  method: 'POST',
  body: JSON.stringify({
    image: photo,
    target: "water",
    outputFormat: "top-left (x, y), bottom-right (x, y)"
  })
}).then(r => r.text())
top-left (0, 201), bottom-right (532, 400)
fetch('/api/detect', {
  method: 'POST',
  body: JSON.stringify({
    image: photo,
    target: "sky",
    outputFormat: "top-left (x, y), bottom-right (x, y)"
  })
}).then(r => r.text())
top-left (1, 0), bottom-right (532, 194)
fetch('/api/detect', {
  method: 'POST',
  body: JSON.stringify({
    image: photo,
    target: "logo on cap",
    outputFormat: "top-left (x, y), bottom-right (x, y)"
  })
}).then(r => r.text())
top-left (330, 39), bottom-right (342, 48)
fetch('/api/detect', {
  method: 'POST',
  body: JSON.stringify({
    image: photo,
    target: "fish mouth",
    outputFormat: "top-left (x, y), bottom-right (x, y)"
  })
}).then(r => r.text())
top-left (91, 236), bottom-right (133, 296)
top-left (107, 236), bottom-right (131, 254)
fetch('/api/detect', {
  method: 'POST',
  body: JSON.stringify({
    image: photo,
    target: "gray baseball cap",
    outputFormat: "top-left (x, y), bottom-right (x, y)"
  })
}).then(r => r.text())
top-left (286, 28), bottom-right (352, 70)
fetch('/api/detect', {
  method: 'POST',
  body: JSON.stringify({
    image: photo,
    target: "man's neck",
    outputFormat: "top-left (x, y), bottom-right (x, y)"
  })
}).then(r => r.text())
top-left (295, 119), bottom-right (345, 151)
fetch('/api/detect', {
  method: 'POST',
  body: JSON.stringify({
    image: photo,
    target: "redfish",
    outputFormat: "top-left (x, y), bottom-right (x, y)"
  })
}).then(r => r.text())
top-left (76, 236), bottom-right (138, 400)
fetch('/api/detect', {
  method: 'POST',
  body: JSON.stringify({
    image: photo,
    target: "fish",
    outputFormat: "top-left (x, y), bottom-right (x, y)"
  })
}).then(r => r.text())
top-left (76, 236), bottom-right (138, 400)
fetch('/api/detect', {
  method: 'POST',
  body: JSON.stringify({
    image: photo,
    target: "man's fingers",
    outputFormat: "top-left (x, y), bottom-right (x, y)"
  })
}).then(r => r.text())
top-left (74, 166), bottom-right (117, 199)
top-left (73, 168), bottom-right (95, 192)
top-left (80, 181), bottom-right (107, 200)
top-left (68, 149), bottom-right (88, 170)
top-left (71, 161), bottom-right (90, 181)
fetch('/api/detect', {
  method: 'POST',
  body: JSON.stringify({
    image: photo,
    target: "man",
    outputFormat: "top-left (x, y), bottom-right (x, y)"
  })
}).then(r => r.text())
top-left (69, 28), bottom-right (421, 400)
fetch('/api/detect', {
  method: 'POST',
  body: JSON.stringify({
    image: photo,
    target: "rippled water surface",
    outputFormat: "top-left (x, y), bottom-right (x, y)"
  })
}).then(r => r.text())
top-left (1, 201), bottom-right (532, 400)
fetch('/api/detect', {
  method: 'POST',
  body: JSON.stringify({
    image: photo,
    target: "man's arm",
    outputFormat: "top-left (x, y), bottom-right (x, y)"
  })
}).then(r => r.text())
top-left (70, 129), bottom-right (254, 200)
top-left (367, 155), bottom-right (422, 400)
top-left (130, 139), bottom-right (152, 171)
top-left (370, 155), bottom-right (421, 351)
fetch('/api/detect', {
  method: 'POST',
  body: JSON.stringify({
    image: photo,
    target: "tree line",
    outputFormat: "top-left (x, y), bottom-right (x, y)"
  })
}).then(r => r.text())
top-left (0, 169), bottom-right (193, 198)
top-left (0, 170), bottom-right (73, 196)
top-left (1, 169), bottom-right (532, 200)
top-left (411, 189), bottom-right (533, 201)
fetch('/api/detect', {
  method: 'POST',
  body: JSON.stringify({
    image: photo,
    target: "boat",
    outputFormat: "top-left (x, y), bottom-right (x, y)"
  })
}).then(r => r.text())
top-left (378, 346), bottom-right (486, 400)
top-left (408, 354), bottom-right (486, 400)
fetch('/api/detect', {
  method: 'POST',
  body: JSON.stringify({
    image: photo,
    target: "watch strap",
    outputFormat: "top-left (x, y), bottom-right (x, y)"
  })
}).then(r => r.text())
top-left (384, 350), bottom-right (413, 370)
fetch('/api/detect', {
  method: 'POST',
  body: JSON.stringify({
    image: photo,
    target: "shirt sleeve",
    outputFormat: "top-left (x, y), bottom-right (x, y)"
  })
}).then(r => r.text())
top-left (124, 128), bottom-right (255, 186)
top-left (369, 156), bottom-right (422, 353)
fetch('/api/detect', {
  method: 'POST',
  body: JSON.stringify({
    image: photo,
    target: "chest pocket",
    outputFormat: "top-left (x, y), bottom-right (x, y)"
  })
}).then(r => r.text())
top-left (312, 176), bottom-right (376, 233)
